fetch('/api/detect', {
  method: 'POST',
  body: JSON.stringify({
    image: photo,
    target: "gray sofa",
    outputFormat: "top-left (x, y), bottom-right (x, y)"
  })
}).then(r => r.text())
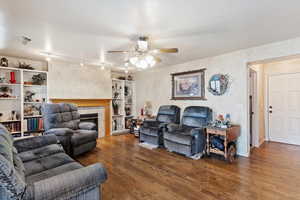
top-left (0, 124), bottom-right (107, 200)
top-left (42, 103), bottom-right (98, 157)
top-left (163, 106), bottom-right (212, 157)
top-left (139, 105), bottom-right (180, 146)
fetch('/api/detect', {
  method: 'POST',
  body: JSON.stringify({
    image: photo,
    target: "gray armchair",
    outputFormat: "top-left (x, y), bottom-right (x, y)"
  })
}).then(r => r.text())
top-left (140, 105), bottom-right (180, 146)
top-left (163, 106), bottom-right (212, 157)
top-left (0, 124), bottom-right (107, 200)
top-left (42, 103), bottom-right (98, 157)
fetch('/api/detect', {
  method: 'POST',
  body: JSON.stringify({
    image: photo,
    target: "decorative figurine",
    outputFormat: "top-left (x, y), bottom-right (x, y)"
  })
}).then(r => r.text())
top-left (0, 72), bottom-right (6, 83)
top-left (10, 72), bottom-right (16, 84)
top-left (24, 90), bottom-right (35, 102)
top-left (32, 73), bottom-right (46, 85)
top-left (0, 86), bottom-right (12, 98)
top-left (144, 101), bottom-right (152, 117)
top-left (11, 110), bottom-right (17, 121)
top-left (18, 62), bottom-right (34, 70)
top-left (0, 57), bottom-right (8, 67)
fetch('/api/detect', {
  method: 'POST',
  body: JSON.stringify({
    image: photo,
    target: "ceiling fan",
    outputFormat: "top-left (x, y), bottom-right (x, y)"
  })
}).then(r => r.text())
top-left (107, 36), bottom-right (178, 69)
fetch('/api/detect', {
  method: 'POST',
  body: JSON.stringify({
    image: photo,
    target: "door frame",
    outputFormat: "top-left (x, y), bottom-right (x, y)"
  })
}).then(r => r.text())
top-left (247, 67), bottom-right (260, 148)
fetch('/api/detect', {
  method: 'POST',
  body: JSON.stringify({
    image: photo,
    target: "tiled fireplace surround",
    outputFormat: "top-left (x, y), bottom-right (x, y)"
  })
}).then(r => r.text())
top-left (50, 99), bottom-right (111, 137)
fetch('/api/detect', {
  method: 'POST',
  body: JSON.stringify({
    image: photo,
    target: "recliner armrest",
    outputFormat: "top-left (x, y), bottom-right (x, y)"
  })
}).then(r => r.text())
top-left (79, 122), bottom-right (97, 130)
top-left (167, 123), bottom-right (181, 132)
top-left (142, 120), bottom-right (160, 128)
top-left (14, 135), bottom-right (58, 153)
top-left (190, 127), bottom-right (205, 136)
top-left (28, 163), bottom-right (107, 200)
top-left (44, 128), bottom-right (74, 136)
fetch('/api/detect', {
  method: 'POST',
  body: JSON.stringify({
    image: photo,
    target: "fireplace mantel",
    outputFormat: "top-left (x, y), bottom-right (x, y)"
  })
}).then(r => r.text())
top-left (50, 98), bottom-right (111, 136)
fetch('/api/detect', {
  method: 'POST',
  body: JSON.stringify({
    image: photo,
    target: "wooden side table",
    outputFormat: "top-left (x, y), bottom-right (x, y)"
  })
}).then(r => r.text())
top-left (206, 125), bottom-right (240, 163)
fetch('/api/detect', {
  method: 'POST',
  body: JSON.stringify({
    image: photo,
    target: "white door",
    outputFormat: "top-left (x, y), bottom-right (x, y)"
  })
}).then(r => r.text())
top-left (269, 73), bottom-right (300, 145)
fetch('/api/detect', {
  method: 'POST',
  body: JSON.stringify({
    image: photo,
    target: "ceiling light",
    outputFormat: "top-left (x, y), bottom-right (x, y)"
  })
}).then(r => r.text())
top-left (129, 57), bottom-right (138, 65)
top-left (129, 54), bottom-right (156, 69)
top-left (80, 63), bottom-right (84, 67)
top-left (46, 57), bottom-right (51, 62)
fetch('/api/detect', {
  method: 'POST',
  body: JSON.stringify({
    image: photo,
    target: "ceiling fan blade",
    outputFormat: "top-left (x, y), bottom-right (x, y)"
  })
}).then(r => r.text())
top-left (158, 48), bottom-right (179, 53)
top-left (107, 50), bottom-right (130, 53)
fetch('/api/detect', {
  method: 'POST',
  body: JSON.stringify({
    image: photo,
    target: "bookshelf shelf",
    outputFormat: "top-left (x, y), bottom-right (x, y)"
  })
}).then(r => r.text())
top-left (0, 83), bottom-right (21, 86)
top-left (0, 97), bottom-right (18, 100)
top-left (0, 55), bottom-right (48, 139)
top-left (23, 84), bottom-right (46, 87)
top-left (0, 120), bottom-right (21, 123)
top-left (24, 115), bottom-right (42, 118)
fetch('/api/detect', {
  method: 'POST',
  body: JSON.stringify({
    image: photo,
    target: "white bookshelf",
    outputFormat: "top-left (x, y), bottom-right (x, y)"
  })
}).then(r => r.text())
top-left (111, 77), bottom-right (136, 135)
top-left (0, 55), bottom-right (48, 139)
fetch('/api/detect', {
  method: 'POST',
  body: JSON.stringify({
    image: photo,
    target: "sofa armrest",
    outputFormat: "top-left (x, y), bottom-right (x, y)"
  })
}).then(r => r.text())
top-left (14, 135), bottom-right (58, 153)
top-left (166, 123), bottom-right (181, 132)
top-left (31, 163), bottom-right (107, 200)
top-left (44, 128), bottom-right (74, 136)
top-left (79, 122), bottom-right (97, 130)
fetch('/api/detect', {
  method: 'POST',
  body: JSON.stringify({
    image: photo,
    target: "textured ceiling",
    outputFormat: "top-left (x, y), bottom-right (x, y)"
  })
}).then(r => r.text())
top-left (1, 0), bottom-right (300, 71)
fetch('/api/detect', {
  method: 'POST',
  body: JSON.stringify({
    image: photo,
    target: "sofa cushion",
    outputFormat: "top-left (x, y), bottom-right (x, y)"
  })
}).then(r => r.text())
top-left (14, 134), bottom-right (58, 153)
top-left (71, 130), bottom-right (98, 146)
top-left (140, 127), bottom-right (160, 137)
top-left (0, 125), bottom-right (26, 199)
top-left (19, 144), bottom-right (65, 163)
top-left (26, 162), bottom-right (82, 184)
top-left (24, 152), bottom-right (74, 177)
top-left (164, 131), bottom-right (192, 146)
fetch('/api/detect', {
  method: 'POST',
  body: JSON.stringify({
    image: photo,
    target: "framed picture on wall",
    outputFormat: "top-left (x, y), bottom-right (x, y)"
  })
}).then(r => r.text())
top-left (171, 69), bottom-right (206, 100)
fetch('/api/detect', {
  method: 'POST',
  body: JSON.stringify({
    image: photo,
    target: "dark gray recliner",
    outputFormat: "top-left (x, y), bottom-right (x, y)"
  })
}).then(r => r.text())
top-left (139, 105), bottom-right (180, 146)
top-left (163, 106), bottom-right (212, 157)
top-left (42, 103), bottom-right (98, 157)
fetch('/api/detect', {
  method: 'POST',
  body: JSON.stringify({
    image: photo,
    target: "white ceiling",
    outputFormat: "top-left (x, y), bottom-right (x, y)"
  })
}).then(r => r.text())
top-left (1, 0), bottom-right (300, 71)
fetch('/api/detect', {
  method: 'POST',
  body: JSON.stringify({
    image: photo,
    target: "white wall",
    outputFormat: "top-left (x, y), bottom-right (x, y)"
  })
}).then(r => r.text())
top-left (135, 37), bottom-right (300, 157)
top-left (48, 61), bottom-right (112, 99)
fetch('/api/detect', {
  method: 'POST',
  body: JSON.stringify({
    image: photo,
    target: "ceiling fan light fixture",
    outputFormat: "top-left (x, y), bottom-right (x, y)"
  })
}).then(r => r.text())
top-left (129, 57), bottom-right (138, 65)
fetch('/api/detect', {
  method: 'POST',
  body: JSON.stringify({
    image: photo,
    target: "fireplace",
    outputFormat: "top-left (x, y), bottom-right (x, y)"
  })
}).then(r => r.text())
top-left (80, 113), bottom-right (99, 132)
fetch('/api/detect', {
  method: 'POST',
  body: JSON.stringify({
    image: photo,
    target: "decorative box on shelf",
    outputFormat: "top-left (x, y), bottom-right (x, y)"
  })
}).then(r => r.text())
top-left (205, 125), bottom-right (240, 163)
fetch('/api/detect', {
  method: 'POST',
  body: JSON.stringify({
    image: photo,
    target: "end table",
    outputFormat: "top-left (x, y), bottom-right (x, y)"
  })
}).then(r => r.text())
top-left (206, 125), bottom-right (240, 163)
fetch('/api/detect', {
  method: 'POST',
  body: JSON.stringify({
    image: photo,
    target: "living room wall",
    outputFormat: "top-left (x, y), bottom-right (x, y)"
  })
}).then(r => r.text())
top-left (48, 61), bottom-right (112, 99)
top-left (135, 36), bottom-right (300, 157)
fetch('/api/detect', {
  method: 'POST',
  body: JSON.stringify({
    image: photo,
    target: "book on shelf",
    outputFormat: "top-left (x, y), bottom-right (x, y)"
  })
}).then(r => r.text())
top-left (23, 118), bottom-right (44, 132)
top-left (3, 122), bottom-right (21, 133)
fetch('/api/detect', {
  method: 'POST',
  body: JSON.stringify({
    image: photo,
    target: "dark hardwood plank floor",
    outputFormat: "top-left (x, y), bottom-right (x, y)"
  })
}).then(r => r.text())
top-left (77, 134), bottom-right (300, 200)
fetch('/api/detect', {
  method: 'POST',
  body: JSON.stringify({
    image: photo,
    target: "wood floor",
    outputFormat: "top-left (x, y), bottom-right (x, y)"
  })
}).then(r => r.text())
top-left (77, 134), bottom-right (300, 200)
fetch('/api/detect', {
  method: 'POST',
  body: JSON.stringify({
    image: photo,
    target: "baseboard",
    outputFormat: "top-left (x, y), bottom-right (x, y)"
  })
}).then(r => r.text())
top-left (258, 138), bottom-right (265, 147)
top-left (237, 150), bottom-right (250, 157)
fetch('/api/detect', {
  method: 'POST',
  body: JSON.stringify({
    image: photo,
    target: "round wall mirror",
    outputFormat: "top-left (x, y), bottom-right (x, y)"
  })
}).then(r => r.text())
top-left (208, 74), bottom-right (229, 96)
